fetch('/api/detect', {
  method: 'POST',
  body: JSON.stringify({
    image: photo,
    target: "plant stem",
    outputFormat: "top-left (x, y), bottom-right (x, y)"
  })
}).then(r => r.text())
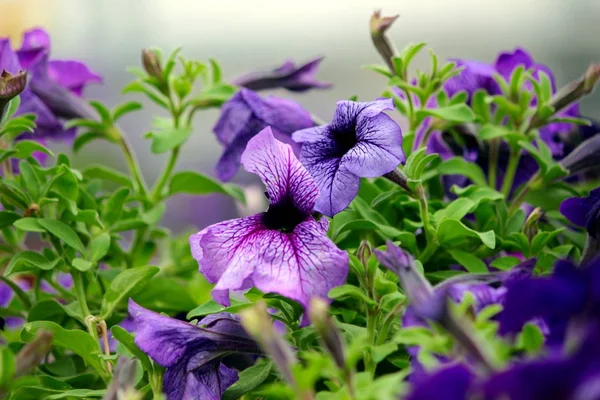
top-left (98, 320), bottom-right (113, 374)
top-left (508, 171), bottom-right (541, 215)
top-left (488, 139), bottom-right (500, 189)
top-left (150, 145), bottom-right (180, 202)
top-left (117, 133), bottom-right (149, 201)
top-left (364, 310), bottom-right (378, 376)
top-left (500, 147), bottom-right (522, 198)
top-left (73, 271), bottom-right (91, 317)
top-left (417, 185), bottom-right (432, 240)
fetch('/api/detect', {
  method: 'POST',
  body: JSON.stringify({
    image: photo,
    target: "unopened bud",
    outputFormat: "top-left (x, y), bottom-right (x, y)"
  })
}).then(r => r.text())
top-left (309, 297), bottom-right (346, 370)
top-left (384, 169), bottom-right (412, 194)
top-left (560, 134), bottom-right (600, 178)
top-left (103, 357), bottom-right (140, 400)
top-left (523, 207), bottom-right (543, 242)
top-left (240, 302), bottom-right (298, 386)
top-left (24, 203), bottom-right (40, 218)
top-left (15, 331), bottom-right (53, 377)
top-left (142, 49), bottom-right (163, 80)
top-left (357, 240), bottom-right (372, 268)
top-left (369, 10), bottom-right (399, 75)
top-left (0, 69), bottom-right (27, 119)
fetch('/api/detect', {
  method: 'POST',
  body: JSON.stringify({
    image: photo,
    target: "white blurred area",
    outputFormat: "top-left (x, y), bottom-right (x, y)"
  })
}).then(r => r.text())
top-left (1, 0), bottom-right (599, 230)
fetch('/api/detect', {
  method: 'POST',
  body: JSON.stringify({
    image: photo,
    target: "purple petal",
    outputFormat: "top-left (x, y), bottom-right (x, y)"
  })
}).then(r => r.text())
top-left (192, 215), bottom-right (348, 310)
top-left (494, 48), bottom-right (536, 80)
top-left (407, 364), bottom-right (475, 400)
top-left (241, 127), bottom-right (318, 215)
top-left (560, 187), bottom-right (600, 231)
top-left (164, 359), bottom-right (237, 400)
top-left (16, 28), bottom-right (50, 69)
top-left (129, 300), bottom-right (209, 367)
top-left (298, 139), bottom-right (360, 216)
top-left (292, 125), bottom-right (330, 144)
top-left (343, 112), bottom-right (405, 177)
top-left (0, 282), bottom-right (13, 308)
top-left (0, 38), bottom-right (22, 73)
top-left (333, 99), bottom-right (394, 121)
top-left (48, 60), bottom-right (103, 96)
top-left (444, 59), bottom-right (499, 98)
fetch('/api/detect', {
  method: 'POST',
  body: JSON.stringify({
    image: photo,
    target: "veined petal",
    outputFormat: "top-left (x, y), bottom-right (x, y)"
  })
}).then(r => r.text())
top-left (343, 112), bottom-right (405, 177)
top-left (164, 359), bottom-right (237, 400)
top-left (241, 127), bottom-right (318, 215)
top-left (196, 215), bottom-right (348, 309)
top-left (299, 140), bottom-right (360, 216)
top-left (292, 125), bottom-right (331, 144)
top-left (331, 99), bottom-right (393, 130)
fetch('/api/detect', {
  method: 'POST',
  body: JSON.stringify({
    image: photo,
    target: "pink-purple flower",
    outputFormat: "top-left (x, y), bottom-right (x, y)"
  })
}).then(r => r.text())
top-left (232, 57), bottom-right (331, 92)
top-left (191, 127), bottom-right (349, 312)
top-left (213, 88), bottom-right (314, 182)
top-left (129, 300), bottom-right (261, 400)
top-left (0, 28), bottom-right (101, 142)
top-left (292, 99), bottom-right (404, 216)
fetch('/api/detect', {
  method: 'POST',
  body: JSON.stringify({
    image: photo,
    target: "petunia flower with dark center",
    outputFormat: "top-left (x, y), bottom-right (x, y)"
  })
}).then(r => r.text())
top-left (191, 127), bottom-right (349, 314)
top-left (213, 88), bottom-right (314, 182)
top-left (292, 99), bottom-right (405, 216)
top-left (232, 57), bottom-right (332, 93)
top-left (129, 300), bottom-right (262, 400)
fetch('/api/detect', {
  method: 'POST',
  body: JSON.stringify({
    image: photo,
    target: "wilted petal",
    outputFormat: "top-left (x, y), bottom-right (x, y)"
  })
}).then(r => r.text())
top-left (241, 127), bottom-right (318, 215)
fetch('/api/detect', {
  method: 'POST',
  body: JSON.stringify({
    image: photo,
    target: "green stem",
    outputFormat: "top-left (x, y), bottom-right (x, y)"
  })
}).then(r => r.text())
top-left (117, 133), bottom-right (149, 200)
top-left (150, 146), bottom-right (180, 202)
top-left (508, 171), bottom-right (541, 215)
top-left (73, 272), bottom-right (91, 317)
top-left (500, 147), bottom-right (522, 198)
top-left (364, 310), bottom-right (378, 376)
top-left (417, 185), bottom-right (432, 240)
top-left (488, 139), bottom-right (500, 189)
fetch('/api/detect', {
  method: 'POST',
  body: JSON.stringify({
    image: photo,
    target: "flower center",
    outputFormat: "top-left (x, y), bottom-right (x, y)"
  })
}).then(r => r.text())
top-left (262, 197), bottom-right (308, 233)
top-left (331, 126), bottom-right (358, 156)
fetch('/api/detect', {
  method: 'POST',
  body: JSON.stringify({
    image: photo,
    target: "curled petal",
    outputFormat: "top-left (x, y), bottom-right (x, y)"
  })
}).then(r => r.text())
top-left (48, 60), bottom-right (103, 96)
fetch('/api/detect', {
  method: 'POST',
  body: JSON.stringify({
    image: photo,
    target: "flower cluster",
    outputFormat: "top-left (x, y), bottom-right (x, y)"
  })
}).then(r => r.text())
top-left (0, 13), bottom-right (599, 400)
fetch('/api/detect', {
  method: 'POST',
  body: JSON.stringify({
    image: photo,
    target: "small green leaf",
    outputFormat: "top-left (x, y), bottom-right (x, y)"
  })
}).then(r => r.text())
top-left (187, 298), bottom-right (251, 320)
top-left (103, 187), bottom-right (130, 226)
top-left (89, 232), bottom-right (111, 262)
top-left (168, 171), bottom-right (245, 203)
top-left (5, 251), bottom-right (59, 275)
top-left (363, 64), bottom-right (393, 78)
top-left (112, 101), bottom-right (143, 121)
top-left (0, 347), bottom-right (15, 387)
top-left (100, 266), bottom-right (159, 319)
top-left (328, 285), bottom-right (376, 306)
top-left (73, 131), bottom-right (106, 154)
top-left (89, 100), bottom-right (112, 123)
top-left (83, 165), bottom-right (133, 188)
top-left (438, 219), bottom-right (495, 249)
top-left (72, 258), bottom-right (94, 272)
top-left (490, 256), bottom-right (522, 271)
top-left (516, 322), bottom-right (544, 355)
top-left (437, 157), bottom-right (487, 187)
top-left (21, 321), bottom-right (107, 377)
top-left (147, 126), bottom-right (193, 154)
top-left (416, 104), bottom-right (476, 123)
top-left (222, 361), bottom-right (273, 400)
top-left (37, 219), bottom-right (85, 253)
top-left (111, 326), bottom-right (153, 374)
top-left (28, 300), bottom-right (69, 324)
top-left (18, 161), bottom-right (41, 200)
top-left (448, 250), bottom-right (488, 273)
top-left (0, 211), bottom-right (22, 228)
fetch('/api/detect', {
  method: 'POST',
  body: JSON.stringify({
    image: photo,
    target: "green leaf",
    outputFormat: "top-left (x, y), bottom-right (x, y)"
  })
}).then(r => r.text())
top-left (89, 232), bottom-right (111, 262)
top-left (112, 101), bottom-right (143, 121)
top-left (332, 219), bottom-right (403, 242)
top-left (100, 266), bottom-right (159, 319)
top-left (362, 64), bottom-right (393, 78)
top-left (37, 219), bottom-right (85, 253)
top-left (21, 321), bottom-right (107, 377)
top-left (448, 250), bottom-right (488, 273)
top-left (72, 258), bottom-right (94, 272)
top-left (18, 161), bottom-right (40, 200)
top-left (437, 157), bottom-right (487, 186)
top-left (328, 285), bottom-right (376, 306)
top-left (0, 211), bottom-right (22, 228)
top-left (5, 251), bottom-right (59, 275)
top-left (191, 84), bottom-right (237, 108)
top-left (123, 80), bottom-right (169, 108)
top-left (103, 187), bottom-right (130, 226)
top-left (516, 322), bottom-right (544, 355)
top-left (83, 165), bottom-right (133, 188)
top-left (489, 256), bottom-right (522, 271)
top-left (73, 131), bottom-right (106, 154)
top-left (147, 126), bottom-right (192, 154)
top-left (89, 100), bottom-right (112, 123)
top-left (437, 219), bottom-right (496, 249)
top-left (416, 104), bottom-right (476, 123)
top-left (1, 96), bottom-right (20, 123)
top-left (0, 347), bottom-right (15, 388)
top-left (140, 202), bottom-right (166, 225)
top-left (222, 361), bottom-right (273, 400)
top-left (434, 198), bottom-right (475, 222)
top-left (74, 209), bottom-right (103, 228)
top-left (110, 219), bottom-right (148, 232)
top-left (110, 326), bottom-right (153, 374)
top-left (168, 171), bottom-right (245, 203)
top-left (187, 298), bottom-right (251, 320)
top-left (478, 124), bottom-right (516, 140)
top-left (27, 300), bottom-right (69, 324)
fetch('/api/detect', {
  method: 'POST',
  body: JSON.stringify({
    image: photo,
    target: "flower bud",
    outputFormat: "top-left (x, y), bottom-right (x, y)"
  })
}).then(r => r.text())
top-left (559, 134), bottom-right (600, 178)
top-left (523, 207), bottom-right (543, 242)
top-left (103, 357), bottom-right (141, 400)
top-left (142, 49), bottom-right (163, 80)
top-left (240, 302), bottom-right (298, 386)
top-left (309, 297), bottom-right (346, 370)
top-left (369, 10), bottom-right (399, 74)
top-left (357, 240), bottom-right (372, 268)
top-left (0, 69), bottom-right (27, 119)
top-left (15, 331), bottom-right (53, 377)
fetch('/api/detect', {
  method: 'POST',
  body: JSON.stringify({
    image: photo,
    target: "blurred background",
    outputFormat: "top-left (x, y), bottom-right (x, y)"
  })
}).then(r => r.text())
top-left (1, 0), bottom-right (599, 233)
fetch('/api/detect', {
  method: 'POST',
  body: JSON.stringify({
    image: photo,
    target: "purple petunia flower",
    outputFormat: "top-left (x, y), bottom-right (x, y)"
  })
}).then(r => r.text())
top-left (293, 99), bottom-right (404, 216)
top-left (213, 88), bottom-right (314, 182)
top-left (560, 187), bottom-right (600, 238)
top-left (232, 57), bottom-right (332, 92)
top-left (129, 300), bottom-right (261, 400)
top-left (191, 128), bottom-right (349, 312)
top-left (407, 363), bottom-right (475, 400)
top-left (0, 28), bottom-right (101, 143)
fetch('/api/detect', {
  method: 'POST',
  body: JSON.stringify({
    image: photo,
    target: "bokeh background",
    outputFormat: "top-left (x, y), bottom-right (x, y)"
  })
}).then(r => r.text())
top-left (1, 0), bottom-right (599, 233)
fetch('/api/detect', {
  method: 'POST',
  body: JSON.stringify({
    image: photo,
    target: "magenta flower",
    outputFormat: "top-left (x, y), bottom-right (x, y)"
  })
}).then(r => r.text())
top-left (129, 300), bottom-right (261, 400)
top-left (191, 127), bottom-right (349, 311)
top-left (232, 57), bottom-right (332, 92)
top-left (213, 88), bottom-right (314, 182)
top-left (0, 28), bottom-right (101, 142)
top-left (292, 99), bottom-right (404, 216)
